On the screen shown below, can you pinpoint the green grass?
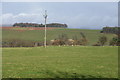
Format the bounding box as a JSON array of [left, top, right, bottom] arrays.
[[2, 28, 115, 45], [2, 46, 118, 78]]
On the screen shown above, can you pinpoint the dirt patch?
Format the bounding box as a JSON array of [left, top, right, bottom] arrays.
[[2, 27, 61, 31]]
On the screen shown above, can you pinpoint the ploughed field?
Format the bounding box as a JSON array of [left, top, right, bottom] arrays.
[[2, 46, 118, 78], [2, 27, 60, 31], [2, 27, 115, 45]]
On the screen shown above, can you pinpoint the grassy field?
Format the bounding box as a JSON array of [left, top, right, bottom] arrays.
[[2, 46, 118, 78], [2, 28, 115, 45]]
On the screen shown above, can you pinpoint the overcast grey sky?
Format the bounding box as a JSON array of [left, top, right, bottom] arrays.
[[2, 2, 118, 29]]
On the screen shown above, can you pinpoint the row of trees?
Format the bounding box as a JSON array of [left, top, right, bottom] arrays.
[[101, 27, 120, 34], [13, 23, 68, 28]]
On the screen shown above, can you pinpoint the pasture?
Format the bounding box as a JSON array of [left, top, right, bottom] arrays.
[[2, 27, 115, 45], [2, 46, 118, 78]]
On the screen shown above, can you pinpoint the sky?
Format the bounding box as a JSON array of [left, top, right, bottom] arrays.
[[1, 2, 118, 29]]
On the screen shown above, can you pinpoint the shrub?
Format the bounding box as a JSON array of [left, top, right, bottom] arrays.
[[79, 32, 88, 45], [109, 35, 120, 46], [2, 39, 44, 47], [98, 36, 107, 46]]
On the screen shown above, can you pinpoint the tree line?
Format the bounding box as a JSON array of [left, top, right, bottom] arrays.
[[100, 27, 120, 46], [13, 23, 68, 28], [101, 27, 120, 34]]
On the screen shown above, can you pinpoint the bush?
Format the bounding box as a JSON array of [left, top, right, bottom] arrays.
[[2, 39, 44, 47], [79, 32, 88, 45], [98, 36, 107, 46], [109, 36, 120, 46]]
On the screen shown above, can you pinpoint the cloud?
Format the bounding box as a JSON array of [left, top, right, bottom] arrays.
[[49, 14, 117, 29], [2, 12, 118, 29], [2, 2, 117, 29], [2, 13, 44, 24]]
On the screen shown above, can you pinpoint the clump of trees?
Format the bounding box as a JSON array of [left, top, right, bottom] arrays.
[[47, 23, 68, 28], [96, 27, 120, 46], [13, 23, 68, 28], [109, 35, 120, 46], [101, 27, 120, 34], [100, 26, 120, 46], [93, 36, 107, 46], [13, 23, 44, 27]]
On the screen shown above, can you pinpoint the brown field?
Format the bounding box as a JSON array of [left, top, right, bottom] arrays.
[[1, 26, 61, 31]]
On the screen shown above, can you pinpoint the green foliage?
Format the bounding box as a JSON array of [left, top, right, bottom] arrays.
[[109, 35, 120, 46], [2, 46, 118, 78], [101, 27, 120, 34], [47, 23, 68, 28], [109, 37, 118, 46], [13, 23, 68, 28]]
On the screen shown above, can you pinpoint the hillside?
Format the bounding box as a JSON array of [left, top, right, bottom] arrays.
[[2, 27, 115, 46]]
